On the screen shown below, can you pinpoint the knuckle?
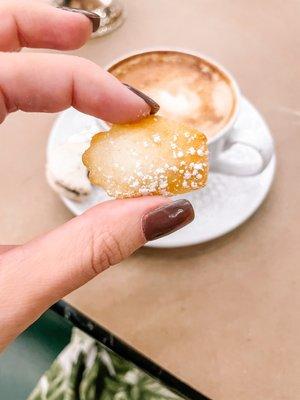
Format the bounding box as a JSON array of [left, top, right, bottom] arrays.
[[89, 229, 125, 276]]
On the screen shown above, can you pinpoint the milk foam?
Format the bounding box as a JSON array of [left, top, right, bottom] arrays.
[[147, 88, 201, 118], [110, 51, 236, 139]]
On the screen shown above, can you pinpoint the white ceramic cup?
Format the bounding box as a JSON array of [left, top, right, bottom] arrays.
[[106, 48, 274, 176]]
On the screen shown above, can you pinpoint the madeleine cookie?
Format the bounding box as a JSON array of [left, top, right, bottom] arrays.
[[47, 142, 91, 201], [46, 130, 96, 202], [83, 116, 208, 198]]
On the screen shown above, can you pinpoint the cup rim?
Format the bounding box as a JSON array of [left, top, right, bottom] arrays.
[[105, 46, 241, 144]]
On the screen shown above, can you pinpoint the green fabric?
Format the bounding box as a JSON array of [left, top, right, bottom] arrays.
[[28, 329, 183, 400]]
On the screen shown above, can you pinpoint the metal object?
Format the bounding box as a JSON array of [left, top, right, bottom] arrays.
[[52, 0, 125, 37]]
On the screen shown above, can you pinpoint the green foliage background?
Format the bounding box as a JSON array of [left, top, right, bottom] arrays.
[[28, 329, 183, 400]]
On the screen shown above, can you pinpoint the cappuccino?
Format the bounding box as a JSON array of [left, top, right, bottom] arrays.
[[109, 51, 237, 140]]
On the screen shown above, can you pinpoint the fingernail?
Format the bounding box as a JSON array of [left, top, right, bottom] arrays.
[[142, 200, 194, 241], [58, 7, 100, 33], [123, 83, 160, 115]]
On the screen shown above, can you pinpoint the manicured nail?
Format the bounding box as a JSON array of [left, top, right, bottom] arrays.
[[58, 7, 100, 33], [123, 83, 160, 115], [142, 200, 194, 241]]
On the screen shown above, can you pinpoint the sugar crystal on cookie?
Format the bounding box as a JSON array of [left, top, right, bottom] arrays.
[[82, 116, 208, 198]]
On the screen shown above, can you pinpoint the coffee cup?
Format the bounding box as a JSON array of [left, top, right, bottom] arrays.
[[106, 48, 274, 176]]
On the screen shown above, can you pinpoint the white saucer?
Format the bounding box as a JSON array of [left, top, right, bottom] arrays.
[[48, 97, 276, 248]]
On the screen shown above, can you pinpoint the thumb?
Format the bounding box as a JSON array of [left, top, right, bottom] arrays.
[[0, 197, 193, 349]]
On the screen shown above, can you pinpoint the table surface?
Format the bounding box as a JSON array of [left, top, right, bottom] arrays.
[[1, 1, 300, 399]]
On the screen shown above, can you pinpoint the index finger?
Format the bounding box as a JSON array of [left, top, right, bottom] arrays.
[[0, 0, 98, 51], [0, 52, 153, 124]]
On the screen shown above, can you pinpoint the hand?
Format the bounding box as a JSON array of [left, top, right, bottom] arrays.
[[0, 0, 194, 351]]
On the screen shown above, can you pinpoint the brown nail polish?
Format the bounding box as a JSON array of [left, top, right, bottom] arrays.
[[142, 200, 194, 241], [124, 83, 160, 115], [58, 7, 100, 33]]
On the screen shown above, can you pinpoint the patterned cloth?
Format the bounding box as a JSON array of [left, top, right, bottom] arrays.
[[28, 328, 183, 400]]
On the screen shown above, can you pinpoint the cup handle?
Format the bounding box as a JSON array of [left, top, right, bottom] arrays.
[[210, 127, 274, 176]]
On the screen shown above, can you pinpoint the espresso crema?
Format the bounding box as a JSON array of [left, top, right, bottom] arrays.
[[109, 51, 237, 140]]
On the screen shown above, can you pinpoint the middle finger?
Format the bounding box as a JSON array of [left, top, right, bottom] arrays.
[[0, 0, 98, 52]]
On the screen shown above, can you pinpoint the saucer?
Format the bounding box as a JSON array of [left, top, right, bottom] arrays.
[[48, 96, 276, 248]]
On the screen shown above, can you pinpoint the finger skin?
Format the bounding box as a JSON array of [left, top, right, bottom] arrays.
[[0, 0, 92, 51], [0, 246, 16, 255], [0, 53, 151, 123], [0, 197, 169, 350]]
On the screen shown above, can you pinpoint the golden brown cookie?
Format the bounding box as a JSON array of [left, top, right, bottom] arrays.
[[83, 116, 208, 198]]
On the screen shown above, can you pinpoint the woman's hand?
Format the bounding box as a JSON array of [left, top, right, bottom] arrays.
[[0, 0, 194, 351]]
